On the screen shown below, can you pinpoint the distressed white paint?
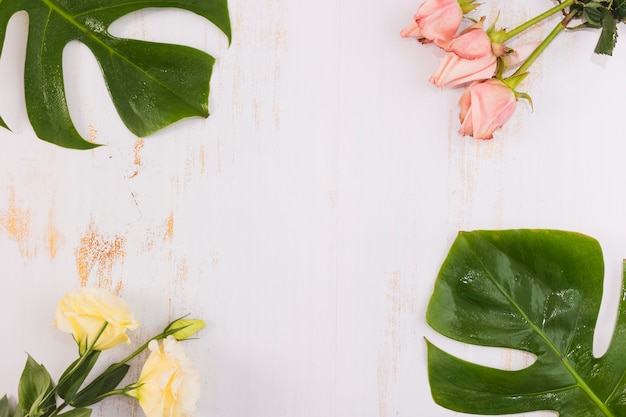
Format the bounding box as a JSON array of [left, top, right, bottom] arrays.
[[0, 1, 624, 416]]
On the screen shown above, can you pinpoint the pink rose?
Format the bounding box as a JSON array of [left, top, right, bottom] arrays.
[[458, 78, 517, 139], [400, 0, 463, 44], [429, 22, 503, 88], [501, 42, 540, 68], [429, 52, 496, 88], [439, 20, 492, 59]]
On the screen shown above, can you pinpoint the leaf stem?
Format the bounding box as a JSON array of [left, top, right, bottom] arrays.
[[503, 0, 575, 42]]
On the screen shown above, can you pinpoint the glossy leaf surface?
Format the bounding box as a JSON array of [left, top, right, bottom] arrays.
[[0, 0, 231, 149], [427, 229, 626, 416]]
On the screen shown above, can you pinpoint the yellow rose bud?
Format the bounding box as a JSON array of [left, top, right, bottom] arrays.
[[165, 319, 206, 341], [129, 336, 200, 417], [53, 287, 139, 355]]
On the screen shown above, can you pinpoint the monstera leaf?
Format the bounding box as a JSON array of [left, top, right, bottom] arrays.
[[0, 0, 231, 149], [427, 229, 626, 416]]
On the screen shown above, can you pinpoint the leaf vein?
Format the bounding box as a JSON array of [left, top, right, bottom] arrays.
[[467, 239, 615, 417]]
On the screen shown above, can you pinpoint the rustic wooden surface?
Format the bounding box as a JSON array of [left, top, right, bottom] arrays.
[[1, 1, 626, 416]]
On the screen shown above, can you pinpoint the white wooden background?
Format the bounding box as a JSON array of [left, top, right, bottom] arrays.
[[1, 1, 626, 416]]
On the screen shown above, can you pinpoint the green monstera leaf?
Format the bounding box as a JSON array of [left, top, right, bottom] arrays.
[[427, 229, 626, 416], [0, 0, 231, 149]]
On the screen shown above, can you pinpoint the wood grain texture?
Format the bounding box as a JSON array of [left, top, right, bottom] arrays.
[[0, 1, 625, 416]]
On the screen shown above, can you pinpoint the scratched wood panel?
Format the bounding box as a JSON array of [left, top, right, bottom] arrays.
[[1, 0, 626, 416]]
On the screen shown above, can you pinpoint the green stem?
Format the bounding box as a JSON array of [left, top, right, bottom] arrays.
[[85, 322, 193, 383], [113, 339, 152, 367], [40, 323, 110, 409], [47, 402, 68, 417], [503, 0, 575, 42], [509, 12, 572, 83], [71, 333, 167, 403], [70, 324, 186, 406], [110, 331, 170, 371], [60, 323, 108, 384]]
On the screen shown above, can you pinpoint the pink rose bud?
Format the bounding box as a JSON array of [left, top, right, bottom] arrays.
[[501, 42, 540, 68], [429, 52, 497, 88], [458, 79, 517, 140], [400, 0, 463, 44], [439, 21, 492, 59]]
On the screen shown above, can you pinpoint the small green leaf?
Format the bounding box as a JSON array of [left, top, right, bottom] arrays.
[[594, 9, 618, 55], [56, 351, 100, 402], [0, 395, 12, 417], [613, 0, 626, 20], [17, 356, 54, 417], [427, 229, 626, 416], [71, 364, 130, 408], [57, 408, 92, 417], [12, 404, 25, 417], [0, 0, 231, 149], [584, 4, 605, 28]]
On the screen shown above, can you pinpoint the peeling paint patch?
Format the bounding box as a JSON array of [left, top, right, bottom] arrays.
[[164, 212, 174, 241], [141, 227, 157, 253], [87, 123, 98, 143], [327, 190, 338, 209], [199, 145, 207, 174], [75, 219, 127, 288], [0, 188, 33, 258], [45, 207, 64, 260], [377, 270, 417, 417], [211, 251, 219, 271], [177, 258, 188, 282], [127, 138, 145, 179], [134, 138, 144, 166], [216, 139, 223, 174]]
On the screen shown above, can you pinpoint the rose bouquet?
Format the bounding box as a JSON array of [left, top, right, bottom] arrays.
[[0, 288, 205, 417], [402, 0, 626, 139]]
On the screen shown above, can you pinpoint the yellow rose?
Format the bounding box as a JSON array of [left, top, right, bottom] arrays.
[[53, 287, 139, 355], [130, 336, 200, 417]]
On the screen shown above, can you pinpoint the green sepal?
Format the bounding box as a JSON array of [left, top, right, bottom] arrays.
[[17, 356, 55, 417], [71, 364, 130, 408], [502, 72, 528, 91], [56, 351, 100, 402], [0, 116, 9, 131], [458, 0, 479, 15], [0, 395, 13, 417], [515, 92, 533, 110]]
